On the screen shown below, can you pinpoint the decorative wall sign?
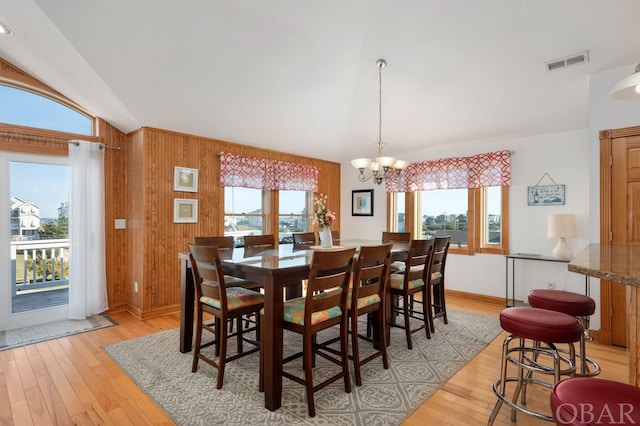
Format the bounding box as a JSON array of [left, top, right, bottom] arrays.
[[352, 189, 374, 216], [527, 173, 565, 206], [527, 185, 565, 206], [174, 167, 198, 192], [174, 198, 198, 223]]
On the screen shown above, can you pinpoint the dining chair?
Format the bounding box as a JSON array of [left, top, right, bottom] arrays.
[[260, 247, 356, 417], [187, 244, 264, 389], [388, 238, 435, 349], [194, 236, 262, 291], [381, 231, 411, 243], [330, 229, 340, 242], [427, 235, 451, 332], [292, 231, 316, 248], [320, 243, 392, 386], [243, 234, 275, 249]]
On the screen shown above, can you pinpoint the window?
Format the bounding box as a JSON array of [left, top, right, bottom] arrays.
[[224, 187, 265, 246], [278, 190, 312, 244], [392, 185, 509, 255], [418, 188, 468, 245], [390, 192, 405, 232], [0, 84, 93, 135], [473, 185, 509, 254]]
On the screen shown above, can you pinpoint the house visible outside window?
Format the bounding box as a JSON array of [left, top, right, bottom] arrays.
[[223, 187, 264, 246], [419, 188, 468, 246], [278, 190, 312, 244]]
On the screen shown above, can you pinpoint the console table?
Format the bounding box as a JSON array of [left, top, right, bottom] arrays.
[[505, 254, 570, 307]]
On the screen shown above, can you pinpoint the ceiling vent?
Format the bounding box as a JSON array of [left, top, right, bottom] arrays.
[[545, 50, 590, 72]]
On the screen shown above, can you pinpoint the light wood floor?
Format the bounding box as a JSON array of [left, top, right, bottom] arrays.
[[0, 295, 629, 425]]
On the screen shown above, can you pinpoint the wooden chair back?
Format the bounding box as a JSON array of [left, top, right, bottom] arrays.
[[382, 231, 411, 243], [243, 234, 275, 248], [304, 248, 356, 330], [401, 238, 435, 284], [331, 230, 340, 241], [352, 244, 392, 308], [194, 236, 234, 250], [292, 232, 316, 248], [187, 244, 227, 313], [431, 235, 451, 281]]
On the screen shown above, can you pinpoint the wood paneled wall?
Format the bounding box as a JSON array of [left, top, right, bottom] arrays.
[[125, 127, 341, 318]]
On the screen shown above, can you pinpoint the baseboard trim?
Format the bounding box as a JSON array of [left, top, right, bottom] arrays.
[[446, 289, 505, 306]]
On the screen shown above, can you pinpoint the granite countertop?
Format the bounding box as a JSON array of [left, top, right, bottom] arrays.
[[568, 244, 640, 287]]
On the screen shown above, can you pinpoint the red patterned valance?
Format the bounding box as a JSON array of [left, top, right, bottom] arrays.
[[386, 150, 511, 192], [220, 152, 319, 191]]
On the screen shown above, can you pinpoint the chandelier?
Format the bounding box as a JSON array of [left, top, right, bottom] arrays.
[[351, 59, 409, 185]]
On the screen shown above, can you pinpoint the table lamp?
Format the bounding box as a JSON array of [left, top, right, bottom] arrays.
[[547, 213, 577, 260]]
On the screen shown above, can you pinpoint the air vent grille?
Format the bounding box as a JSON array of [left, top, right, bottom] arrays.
[[545, 50, 590, 72]]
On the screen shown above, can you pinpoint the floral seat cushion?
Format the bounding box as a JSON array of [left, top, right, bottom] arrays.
[[346, 293, 381, 310], [200, 286, 264, 310], [283, 296, 342, 325], [389, 274, 424, 290]]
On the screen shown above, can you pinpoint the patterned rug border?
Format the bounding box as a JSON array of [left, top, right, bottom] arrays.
[[104, 309, 500, 425], [0, 314, 118, 352]]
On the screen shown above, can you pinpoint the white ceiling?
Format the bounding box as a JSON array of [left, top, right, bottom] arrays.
[[0, 1, 639, 163]]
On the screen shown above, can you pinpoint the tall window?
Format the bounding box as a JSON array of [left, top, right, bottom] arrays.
[[223, 187, 264, 246], [278, 190, 312, 243]]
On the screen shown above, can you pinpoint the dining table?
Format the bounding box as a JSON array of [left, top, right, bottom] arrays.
[[178, 239, 409, 411]]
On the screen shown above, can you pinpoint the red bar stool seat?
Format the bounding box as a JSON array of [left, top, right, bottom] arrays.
[[488, 307, 583, 424], [529, 289, 601, 377], [550, 378, 640, 425]]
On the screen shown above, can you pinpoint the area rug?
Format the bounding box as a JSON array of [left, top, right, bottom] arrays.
[[0, 315, 117, 352], [104, 309, 499, 425]]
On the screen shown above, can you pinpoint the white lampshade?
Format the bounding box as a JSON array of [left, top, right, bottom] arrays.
[[351, 158, 372, 169], [376, 156, 397, 168], [548, 213, 577, 260], [393, 159, 410, 170], [610, 63, 640, 100], [547, 214, 577, 238]]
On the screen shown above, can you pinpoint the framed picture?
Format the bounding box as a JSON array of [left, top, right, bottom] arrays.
[[174, 198, 198, 223], [174, 167, 198, 192], [527, 184, 565, 206], [352, 189, 374, 216]]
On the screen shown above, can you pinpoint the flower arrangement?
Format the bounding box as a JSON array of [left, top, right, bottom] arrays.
[[313, 193, 336, 229]]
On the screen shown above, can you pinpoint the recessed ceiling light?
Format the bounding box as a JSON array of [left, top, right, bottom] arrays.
[[0, 21, 14, 35]]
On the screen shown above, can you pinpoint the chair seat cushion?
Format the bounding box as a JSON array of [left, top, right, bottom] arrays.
[[550, 378, 640, 425], [528, 289, 595, 317], [200, 287, 264, 310], [347, 293, 381, 310], [389, 274, 424, 290], [500, 307, 583, 343], [283, 296, 342, 325]]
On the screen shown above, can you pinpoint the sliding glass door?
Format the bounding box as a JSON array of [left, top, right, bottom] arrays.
[[0, 151, 70, 331]]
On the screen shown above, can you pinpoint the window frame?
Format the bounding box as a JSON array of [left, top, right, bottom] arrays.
[[389, 186, 509, 256]]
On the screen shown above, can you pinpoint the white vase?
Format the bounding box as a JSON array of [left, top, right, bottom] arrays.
[[319, 227, 333, 248]]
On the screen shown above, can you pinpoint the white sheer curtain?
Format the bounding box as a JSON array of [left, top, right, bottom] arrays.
[[68, 140, 108, 319]]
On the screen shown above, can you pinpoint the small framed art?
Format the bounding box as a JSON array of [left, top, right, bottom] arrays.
[[174, 198, 198, 223], [352, 189, 374, 216], [174, 167, 198, 192]]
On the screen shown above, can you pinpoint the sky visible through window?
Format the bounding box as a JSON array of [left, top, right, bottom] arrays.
[[2, 84, 89, 218]]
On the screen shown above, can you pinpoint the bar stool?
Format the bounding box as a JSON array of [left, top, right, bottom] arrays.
[[528, 289, 601, 377], [550, 378, 640, 425], [488, 307, 583, 424]]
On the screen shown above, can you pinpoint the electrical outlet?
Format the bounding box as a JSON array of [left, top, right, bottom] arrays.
[[134, 281, 139, 293], [547, 282, 556, 290]]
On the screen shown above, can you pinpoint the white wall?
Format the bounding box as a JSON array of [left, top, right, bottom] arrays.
[[341, 130, 590, 301], [340, 63, 640, 332]]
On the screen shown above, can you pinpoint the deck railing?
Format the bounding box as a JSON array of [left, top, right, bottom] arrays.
[[10, 239, 70, 296]]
